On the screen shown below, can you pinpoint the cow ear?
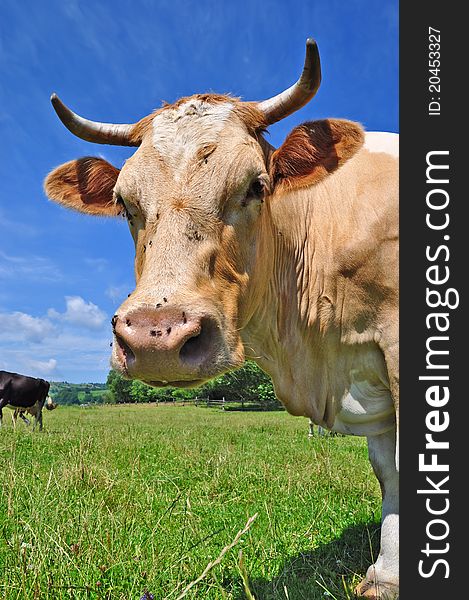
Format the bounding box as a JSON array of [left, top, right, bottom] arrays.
[[270, 119, 365, 192], [44, 157, 122, 217]]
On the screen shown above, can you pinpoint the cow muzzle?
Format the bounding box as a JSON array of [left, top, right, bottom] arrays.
[[111, 306, 225, 385]]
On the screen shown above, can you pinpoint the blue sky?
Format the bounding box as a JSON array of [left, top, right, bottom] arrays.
[[0, 0, 398, 383]]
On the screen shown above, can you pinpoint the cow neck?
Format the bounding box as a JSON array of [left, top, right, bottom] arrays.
[[242, 181, 344, 424]]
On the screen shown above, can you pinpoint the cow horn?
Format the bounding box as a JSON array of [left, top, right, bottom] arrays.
[[50, 94, 139, 146], [258, 38, 321, 125]]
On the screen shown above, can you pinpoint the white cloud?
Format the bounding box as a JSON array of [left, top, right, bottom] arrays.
[[25, 358, 58, 376], [0, 295, 111, 380], [0, 311, 56, 342], [0, 330, 112, 382], [0, 328, 112, 382], [48, 296, 107, 330], [0, 250, 63, 282]]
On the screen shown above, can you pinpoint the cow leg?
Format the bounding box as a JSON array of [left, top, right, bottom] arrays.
[[11, 409, 29, 427], [355, 428, 399, 600], [33, 411, 43, 431], [0, 383, 11, 427], [20, 413, 31, 426], [0, 398, 8, 427]]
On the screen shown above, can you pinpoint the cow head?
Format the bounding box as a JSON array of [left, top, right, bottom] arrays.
[[45, 396, 58, 410], [44, 40, 363, 387]]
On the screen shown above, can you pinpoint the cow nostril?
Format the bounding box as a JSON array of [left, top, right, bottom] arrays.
[[179, 318, 216, 366], [179, 333, 203, 364], [115, 333, 136, 366]]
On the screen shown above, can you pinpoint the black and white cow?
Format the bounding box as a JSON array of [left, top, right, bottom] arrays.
[[0, 370, 56, 430]]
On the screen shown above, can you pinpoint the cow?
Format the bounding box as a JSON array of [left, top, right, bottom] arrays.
[[43, 40, 399, 599], [0, 370, 55, 430], [10, 397, 57, 428]]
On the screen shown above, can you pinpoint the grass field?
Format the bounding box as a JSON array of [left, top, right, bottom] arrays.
[[0, 404, 381, 599]]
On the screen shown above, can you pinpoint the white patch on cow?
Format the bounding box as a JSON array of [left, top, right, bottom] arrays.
[[152, 99, 234, 176], [332, 368, 395, 437], [363, 131, 399, 158]]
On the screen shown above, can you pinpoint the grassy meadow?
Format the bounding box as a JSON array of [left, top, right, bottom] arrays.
[[0, 404, 381, 599]]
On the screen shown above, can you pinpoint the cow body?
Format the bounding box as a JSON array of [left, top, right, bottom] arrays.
[[242, 134, 398, 433], [44, 41, 399, 599], [0, 370, 52, 430]]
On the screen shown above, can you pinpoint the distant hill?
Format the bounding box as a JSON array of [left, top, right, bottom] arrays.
[[49, 381, 109, 405]]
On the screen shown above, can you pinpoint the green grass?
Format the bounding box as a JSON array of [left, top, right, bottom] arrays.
[[0, 405, 381, 599]]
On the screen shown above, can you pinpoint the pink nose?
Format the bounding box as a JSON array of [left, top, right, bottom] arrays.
[[112, 307, 218, 382]]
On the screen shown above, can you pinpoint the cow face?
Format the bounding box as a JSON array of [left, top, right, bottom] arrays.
[[45, 41, 365, 388], [45, 97, 274, 386]]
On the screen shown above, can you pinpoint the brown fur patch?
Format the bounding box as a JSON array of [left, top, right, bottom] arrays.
[[44, 157, 121, 217], [195, 143, 218, 163], [172, 197, 188, 211], [232, 102, 267, 135], [130, 113, 155, 144], [270, 119, 364, 191]]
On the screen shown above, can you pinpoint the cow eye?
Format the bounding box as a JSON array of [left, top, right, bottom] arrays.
[[241, 178, 265, 207], [249, 179, 265, 198], [115, 194, 125, 212], [115, 194, 134, 224]]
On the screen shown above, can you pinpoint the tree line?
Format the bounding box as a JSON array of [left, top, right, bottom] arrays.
[[106, 361, 281, 407], [50, 362, 282, 408]]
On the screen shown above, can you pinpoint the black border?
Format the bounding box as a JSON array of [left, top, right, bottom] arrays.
[[400, 4, 465, 596]]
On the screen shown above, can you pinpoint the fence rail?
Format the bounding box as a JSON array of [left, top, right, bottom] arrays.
[[194, 397, 226, 408], [109, 397, 283, 411]]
